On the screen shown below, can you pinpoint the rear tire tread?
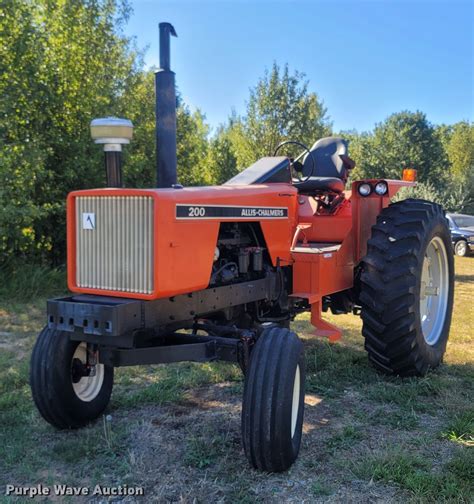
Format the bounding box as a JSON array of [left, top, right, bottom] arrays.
[[360, 199, 454, 377]]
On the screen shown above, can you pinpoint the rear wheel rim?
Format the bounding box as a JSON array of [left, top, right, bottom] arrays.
[[420, 236, 449, 346], [71, 343, 105, 402], [291, 365, 301, 438]]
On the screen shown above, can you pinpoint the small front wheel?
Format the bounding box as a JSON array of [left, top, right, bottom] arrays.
[[241, 327, 305, 472], [30, 327, 114, 429]]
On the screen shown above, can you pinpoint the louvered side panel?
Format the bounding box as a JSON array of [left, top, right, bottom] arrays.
[[75, 196, 154, 294]]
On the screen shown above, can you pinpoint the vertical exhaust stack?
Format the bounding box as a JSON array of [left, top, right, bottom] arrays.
[[155, 22, 178, 188]]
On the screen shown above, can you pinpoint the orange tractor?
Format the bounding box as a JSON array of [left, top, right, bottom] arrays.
[[30, 23, 454, 472]]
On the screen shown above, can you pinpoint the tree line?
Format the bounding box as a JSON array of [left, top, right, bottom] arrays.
[[1, 0, 473, 267]]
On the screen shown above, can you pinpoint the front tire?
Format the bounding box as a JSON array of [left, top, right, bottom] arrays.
[[360, 199, 454, 377], [241, 327, 305, 472], [30, 327, 114, 429], [454, 240, 468, 257]]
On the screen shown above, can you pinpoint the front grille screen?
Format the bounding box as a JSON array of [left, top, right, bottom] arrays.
[[75, 196, 154, 294]]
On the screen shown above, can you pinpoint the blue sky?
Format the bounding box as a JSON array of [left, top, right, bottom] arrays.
[[125, 0, 473, 134]]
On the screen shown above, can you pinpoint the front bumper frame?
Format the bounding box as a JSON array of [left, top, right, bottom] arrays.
[[47, 274, 278, 348]]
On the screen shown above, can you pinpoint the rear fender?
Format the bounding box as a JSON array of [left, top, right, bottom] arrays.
[[351, 179, 416, 262]]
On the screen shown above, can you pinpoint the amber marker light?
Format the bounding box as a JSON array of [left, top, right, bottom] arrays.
[[402, 168, 417, 182]]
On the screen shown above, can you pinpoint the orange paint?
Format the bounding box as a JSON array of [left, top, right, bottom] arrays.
[[67, 184, 297, 300], [66, 178, 414, 338]]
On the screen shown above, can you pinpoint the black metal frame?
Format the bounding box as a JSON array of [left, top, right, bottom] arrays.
[[47, 275, 278, 367], [99, 333, 241, 367], [48, 275, 276, 341]]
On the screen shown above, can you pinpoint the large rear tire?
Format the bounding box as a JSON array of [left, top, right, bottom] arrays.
[[30, 327, 114, 429], [241, 327, 305, 472], [360, 199, 454, 377]]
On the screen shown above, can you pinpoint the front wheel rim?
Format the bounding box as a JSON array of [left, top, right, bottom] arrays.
[[420, 236, 449, 346], [291, 365, 301, 438], [71, 343, 105, 402]]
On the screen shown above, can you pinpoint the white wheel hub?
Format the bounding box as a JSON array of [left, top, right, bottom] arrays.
[[420, 237, 449, 346], [291, 365, 301, 438], [71, 342, 105, 402]]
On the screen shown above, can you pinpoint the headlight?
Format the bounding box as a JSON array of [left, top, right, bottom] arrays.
[[374, 181, 388, 195], [358, 183, 372, 196]]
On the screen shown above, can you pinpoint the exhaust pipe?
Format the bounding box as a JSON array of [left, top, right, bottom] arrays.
[[155, 22, 178, 188]]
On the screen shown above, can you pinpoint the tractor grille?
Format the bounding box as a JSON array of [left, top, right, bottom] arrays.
[[75, 196, 154, 294]]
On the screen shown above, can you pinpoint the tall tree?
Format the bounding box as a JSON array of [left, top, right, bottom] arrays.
[[444, 121, 474, 182], [176, 104, 211, 186], [206, 122, 239, 184], [0, 0, 137, 265], [0, 2, 212, 265], [346, 111, 448, 186], [229, 63, 331, 169]]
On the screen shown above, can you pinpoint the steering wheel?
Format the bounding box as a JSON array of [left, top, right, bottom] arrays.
[[273, 140, 316, 183]]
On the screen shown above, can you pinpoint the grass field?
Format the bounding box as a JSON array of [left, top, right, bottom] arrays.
[[0, 257, 472, 503]]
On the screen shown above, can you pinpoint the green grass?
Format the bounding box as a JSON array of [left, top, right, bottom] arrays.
[[0, 257, 472, 502], [0, 262, 66, 301], [362, 375, 445, 413], [184, 433, 231, 469], [441, 409, 474, 445], [327, 425, 365, 451], [310, 478, 333, 497], [366, 407, 420, 430], [114, 361, 242, 409], [351, 447, 473, 502]]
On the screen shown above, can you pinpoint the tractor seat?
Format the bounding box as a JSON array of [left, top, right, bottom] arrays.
[[294, 176, 344, 194], [294, 136, 353, 194]]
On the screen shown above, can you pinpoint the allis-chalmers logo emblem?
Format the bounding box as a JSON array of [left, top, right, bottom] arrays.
[[82, 213, 96, 230]]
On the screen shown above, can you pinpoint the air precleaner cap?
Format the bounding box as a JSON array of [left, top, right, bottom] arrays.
[[90, 117, 133, 145]]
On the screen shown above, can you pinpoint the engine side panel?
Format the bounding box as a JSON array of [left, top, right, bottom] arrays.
[[67, 184, 297, 299]]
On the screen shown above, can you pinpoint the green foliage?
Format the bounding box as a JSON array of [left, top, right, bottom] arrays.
[[0, 1, 213, 266], [347, 111, 447, 184], [327, 425, 364, 450], [442, 121, 474, 213], [346, 115, 473, 213], [0, 262, 66, 301], [176, 104, 212, 186], [0, 0, 137, 265], [394, 179, 474, 213], [223, 62, 332, 169], [116, 69, 212, 187], [444, 121, 474, 182], [206, 125, 239, 184]]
